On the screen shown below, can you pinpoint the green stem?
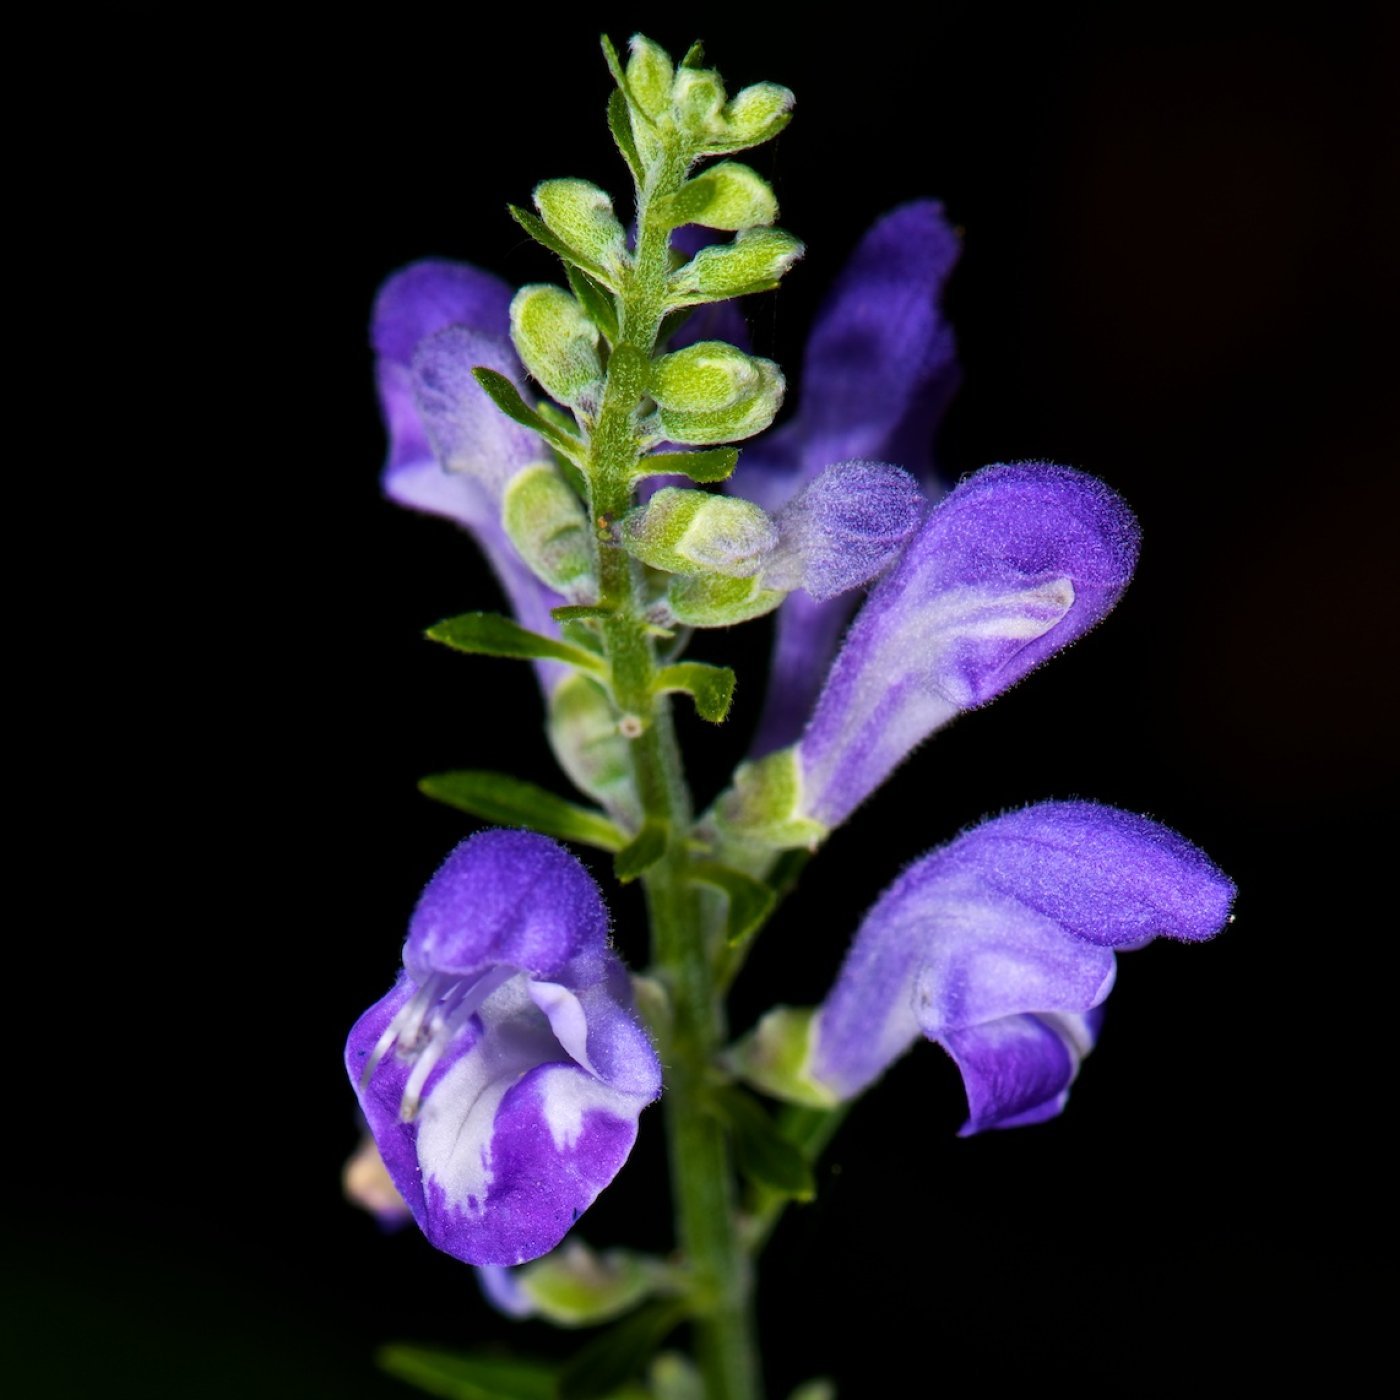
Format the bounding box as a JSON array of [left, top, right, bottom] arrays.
[[587, 148, 761, 1400]]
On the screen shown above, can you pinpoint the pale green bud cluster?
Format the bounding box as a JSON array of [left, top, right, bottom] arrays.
[[624, 36, 794, 163]]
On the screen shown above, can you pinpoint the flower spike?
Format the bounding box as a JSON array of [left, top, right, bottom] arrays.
[[345, 830, 661, 1267], [805, 802, 1235, 1132]]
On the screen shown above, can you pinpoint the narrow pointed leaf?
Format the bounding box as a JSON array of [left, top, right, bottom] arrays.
[[427, 612, 605, 675], [419, 771, 626, 852], [557, 1301, 687, 1400], [655, 662, 736, 723], [633, 448, 738, 484], [566, 265, 621, 344], [607, 87, 644, 184], [614, 820, 668, 883], [552, 604, 614, 622], [471, 367, 585, 461], [711, 1086, 816, 1201], [377, 1345, 557, 1400], [690, 861, 776, 948]]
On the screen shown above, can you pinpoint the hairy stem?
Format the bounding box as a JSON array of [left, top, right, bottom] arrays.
[[588, 152, 761, 1400]]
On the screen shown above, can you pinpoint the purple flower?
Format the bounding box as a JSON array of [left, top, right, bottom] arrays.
[[796, 462, 1140, 831], [345, 830, 661, 1267], [809, 802, 1235, 1133], [371, 260, 567, 688], [740, 201, 962, 754]]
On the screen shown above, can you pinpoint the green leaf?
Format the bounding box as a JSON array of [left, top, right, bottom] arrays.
[[680, 40, 705, 68], [426, 612, 605, 675], [557, 1301, 686, 1400], [419, 771, 625, 852], [377, 1345, 556, 1400], [614, 820, 668, 883], [472, 368, 585, 462], [690, 861, 776, 947], [566, 264, 621, 345], [633, 448, 738, 484], [655, 662, 737, 723], [552, 604, 613, 622], [510, 205, 615, 288], [607, 87, 643, 185], [711, 1085, 816, 1201]]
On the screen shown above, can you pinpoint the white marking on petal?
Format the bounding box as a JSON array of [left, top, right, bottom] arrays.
[[534, 1065, 630, 1152], [528, 981, 599, 1077]]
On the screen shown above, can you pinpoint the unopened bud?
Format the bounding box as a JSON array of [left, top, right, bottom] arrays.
[[502, 463, 595, 597], [620, 487, 777, 577], [510, 284, 602, 410]]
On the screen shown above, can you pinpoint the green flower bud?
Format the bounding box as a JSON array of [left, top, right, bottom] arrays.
[[547, 673, 639, 823], [711, 81, 796, 153], [625, 34, 673, 117], [533, 178, 628, 277], [662, 162, 778, 231], [667, 571, 786, 628], [671, 65, 727, 138], [501, 463, 595, 597], [671, 228, 805, 304], [649, 341, 786, 445], [715, 746, 828, 848], [620, 487, 777, 577], [727, 1006, 840, 1109], [509, 284, 602, 410], [509, 1241, 659, 1327]]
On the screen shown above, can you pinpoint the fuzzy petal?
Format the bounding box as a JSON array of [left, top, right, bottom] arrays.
[[764, 460, 926, 600], [743, 202, 960, 751], [404, 830, 610, 985], [370, 260, 567, 692], [346, 832, 661, 1267], [810, 803, 1235, 1109], [797, 464, 1140, 829]]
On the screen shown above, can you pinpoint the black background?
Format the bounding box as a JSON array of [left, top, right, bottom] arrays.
[[13, 4, 1394, 1396]]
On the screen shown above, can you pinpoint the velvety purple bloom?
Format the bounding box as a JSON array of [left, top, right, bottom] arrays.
[[797, 463, 1140, 830], [372, 260, 567, 688], [345, 830, 661, 1267], [810, 802, 1236, 1133], [763, 460, 926, 600], [742, 201, 962, 753]]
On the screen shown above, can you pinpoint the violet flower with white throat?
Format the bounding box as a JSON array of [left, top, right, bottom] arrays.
[[345, 830, 661, 1267]]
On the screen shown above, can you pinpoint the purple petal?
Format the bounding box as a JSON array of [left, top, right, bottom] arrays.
[[739, 201, 961, 513], [798, 463, 1140, 829], [411, 327, 543, 496], [740, 204, 960, 749], [371, 258, 513, 366], [427, 1061, 644, 1267], [765, 461, 927, 600], [944, 1012, 1093, 1135], [810, 802, 1235, 1112], [370, 261, 567, 691], [346, 833, 662, 1267], [749, 589, 852, 757], [404, 830, 609, 985]]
